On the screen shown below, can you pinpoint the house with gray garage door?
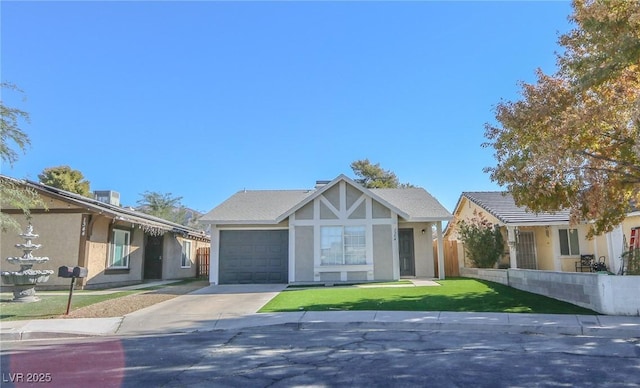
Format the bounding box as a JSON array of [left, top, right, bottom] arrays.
[[200, 174, 453, 285]]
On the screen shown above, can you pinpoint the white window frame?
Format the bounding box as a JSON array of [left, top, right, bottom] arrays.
[[109, 229, 131, 268], [320, 225, 366, 266], [181, 240, 192, 268], [558, 228, 580, 256]]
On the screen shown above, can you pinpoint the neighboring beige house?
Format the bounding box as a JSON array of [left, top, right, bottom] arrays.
[[200, 174, 453, 285], [446, 191, 639, 274], [1, 176, 209, 289]]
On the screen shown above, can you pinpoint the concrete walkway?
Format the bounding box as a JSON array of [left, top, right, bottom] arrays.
[[2, 282, 640, 341]]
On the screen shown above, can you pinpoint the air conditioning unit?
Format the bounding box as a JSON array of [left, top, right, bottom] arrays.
[[94, 190, 120, 206]]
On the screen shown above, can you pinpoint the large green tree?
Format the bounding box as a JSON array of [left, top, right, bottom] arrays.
[[0, 83, 45, 232], [484, 0, 640, 237], [38, 165, 91, 196], [137, 191, 189, 225], [350, 159, 414, 188]]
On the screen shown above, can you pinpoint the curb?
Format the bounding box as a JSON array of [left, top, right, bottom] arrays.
[[3, 313, 639, 342]]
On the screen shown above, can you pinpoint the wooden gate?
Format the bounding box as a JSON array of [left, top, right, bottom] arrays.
[[196, 247, 210, 279], [433, 240, 460, 277]]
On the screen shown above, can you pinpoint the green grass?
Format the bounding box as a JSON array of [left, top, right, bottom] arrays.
[[287, 280, 413, 288], [259, 278, 597, 315], [0, 291, 138, 321]]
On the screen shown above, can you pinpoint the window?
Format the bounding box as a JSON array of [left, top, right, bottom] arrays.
[[181, 240, 192, 268], [321, 226, 366, 265], [109, 229, 130, 268], [559, 228, 580, 256]]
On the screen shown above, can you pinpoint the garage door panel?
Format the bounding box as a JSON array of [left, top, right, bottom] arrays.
[[219, 230, 288, 284]]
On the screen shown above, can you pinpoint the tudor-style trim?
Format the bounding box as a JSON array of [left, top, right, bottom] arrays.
[[290, 179, 399, 282], [436, 221, 445, 280], [288, 213, 296, 283], [276, 174, 411, 223], [209, 226, 220, 285]]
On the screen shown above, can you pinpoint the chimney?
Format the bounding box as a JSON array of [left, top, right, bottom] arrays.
[[94, 190, 121, 206], [315, 180, 331, 190]]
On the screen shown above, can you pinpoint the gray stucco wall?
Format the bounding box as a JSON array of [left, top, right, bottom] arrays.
[[295, 226, 314, 281], [348, 201, 366, 219], [296, 202, 314, 220], [372, 200, 391, 218], [324, 184, 340, 209], [373, 224, 393, 280], [346, 183, 361, 209], [320, 202, 338, 219]]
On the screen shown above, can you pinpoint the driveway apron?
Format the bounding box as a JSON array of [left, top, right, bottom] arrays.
[[116, 284, 286, 336]]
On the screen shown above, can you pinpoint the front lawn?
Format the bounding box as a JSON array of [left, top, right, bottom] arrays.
[[259, 278, 597, 315]]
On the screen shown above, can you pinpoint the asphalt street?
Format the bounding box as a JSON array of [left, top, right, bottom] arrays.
[[2, 325, 639, 387]]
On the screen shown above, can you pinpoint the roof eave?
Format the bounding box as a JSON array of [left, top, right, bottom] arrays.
[[402, 216, 454, 223], [200, 219, 281, 226], [499, 220, 572, 227]]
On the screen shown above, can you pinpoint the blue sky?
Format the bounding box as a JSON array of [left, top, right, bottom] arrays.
[[2, 1, 573, 214]]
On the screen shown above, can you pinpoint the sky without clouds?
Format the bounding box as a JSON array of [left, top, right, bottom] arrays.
[[1, 1, 574, 214]]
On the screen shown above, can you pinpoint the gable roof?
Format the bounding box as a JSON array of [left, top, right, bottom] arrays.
[[459, 191, 570, 225], [201, 174, 452, 224], [371, 188, 453, 221], [200, 190, 315, 224], [1, 175, 209, 241]]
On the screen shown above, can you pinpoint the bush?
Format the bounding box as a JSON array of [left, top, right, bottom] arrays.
[[621, 248, 640, 275], [457, 211, 504, 268]]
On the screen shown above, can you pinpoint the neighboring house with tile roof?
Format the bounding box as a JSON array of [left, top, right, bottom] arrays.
[[446, 191, 640, 274], [200, 174, 453, 284], [0, 175, 210, 289]]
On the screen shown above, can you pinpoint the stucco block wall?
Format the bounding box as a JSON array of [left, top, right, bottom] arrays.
[[461, 267, 640, 316], [1, 214, 82, 288], [373, 224, 393, 280], [460, 268, 509, 285], [295, 226, 314, 282]]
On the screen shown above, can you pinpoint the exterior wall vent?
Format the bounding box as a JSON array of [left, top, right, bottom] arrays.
[[94, 190, 121, 206]]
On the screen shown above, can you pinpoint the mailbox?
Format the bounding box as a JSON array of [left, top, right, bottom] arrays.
[[72, 266, 88, 278], [58, 266, 74, 278], [58, 266, 88, 278]]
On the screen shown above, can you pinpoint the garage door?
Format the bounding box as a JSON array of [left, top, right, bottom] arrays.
[[219, 230, 288, 284]]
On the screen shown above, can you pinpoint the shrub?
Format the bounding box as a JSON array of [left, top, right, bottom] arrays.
[[621, 248, 640, 275], [457, 211, 504, 268]]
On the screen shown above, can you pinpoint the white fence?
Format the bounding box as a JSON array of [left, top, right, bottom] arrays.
[[460, 268, 640, 316]]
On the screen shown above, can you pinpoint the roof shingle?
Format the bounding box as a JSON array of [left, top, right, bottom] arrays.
[[462, 191, 569, 224]]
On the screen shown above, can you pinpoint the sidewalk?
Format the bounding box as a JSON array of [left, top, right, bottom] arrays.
[[3, 279, 640, 341], [3, 310, 640, 341]]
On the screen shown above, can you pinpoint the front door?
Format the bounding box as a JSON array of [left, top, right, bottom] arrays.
[[516, 231, 537, 269], [144, 235, 163, 279], [399, 229, 415, 277]]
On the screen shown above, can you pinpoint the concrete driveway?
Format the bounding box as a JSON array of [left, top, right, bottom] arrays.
[[116, 284, 287, 336]]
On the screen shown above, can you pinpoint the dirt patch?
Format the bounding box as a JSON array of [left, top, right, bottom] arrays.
[[63, 281, 209, 319]]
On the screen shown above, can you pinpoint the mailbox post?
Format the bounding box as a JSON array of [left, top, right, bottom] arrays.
[[58, 266, 88, 315]]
